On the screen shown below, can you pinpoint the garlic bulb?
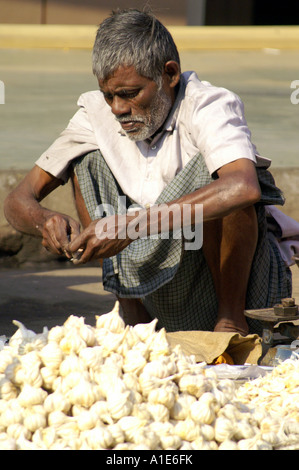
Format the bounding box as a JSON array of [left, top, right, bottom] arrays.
[[178, 374, 207, 398], [95, 301, 125, 333], [59, 354, 86, 377], [190, 393, 216, 425], [77, 410, 98, 431], [133, 319, 158, 342], [174, 419, 201, 441], [148, 328, 170, 360], [78, 324, 96, 347], [107, 423, 125, 445], [218, 440, 239, 450], [122, 349, 147, 375], [47, 325, 65, 344], [9, 320, 48, 354], [0, 433, 17, 450], [142, 356, 177, 379], [40, 342, 63, 369], [150, 421, 181, 450], [68, 379, 102, 408], [170, 393, 196, 420], [214, 417, 235, 443], [83, 425, 114, 450], [47, 411, 69, 427], [0, 378, 18, 400], [89, 400, 114, 425], [107, 391, 133, 420], [118, 416, 146, 442], [17, 384, 47, 408], [44, 391, 71, 414], [0, 349, 14, 374], [79, 346, 103, 370], [147, 403, 170, 422], [0, 306, 299, 451], [148, 386, 176, 409], [6, 423, 31, 441], [24, 412, 47, 433], [0, 403, 24, 427], [40, 366, 59, 390], [133, 428, 160, 450], [60, 330, 86, 355]]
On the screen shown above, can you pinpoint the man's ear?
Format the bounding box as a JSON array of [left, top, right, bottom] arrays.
[[164, 61, 181, 88]]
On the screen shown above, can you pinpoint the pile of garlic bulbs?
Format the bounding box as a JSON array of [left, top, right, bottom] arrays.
[[0, 301, 298, 450]]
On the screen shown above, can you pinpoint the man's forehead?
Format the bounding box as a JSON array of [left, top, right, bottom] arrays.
[[99, 65, 153, 89]]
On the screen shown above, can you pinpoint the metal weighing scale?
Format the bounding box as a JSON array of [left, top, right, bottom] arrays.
[[245, 297, 299, 364]]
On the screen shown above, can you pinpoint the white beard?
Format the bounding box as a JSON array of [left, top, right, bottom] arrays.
[[116, 87, 172, 142]]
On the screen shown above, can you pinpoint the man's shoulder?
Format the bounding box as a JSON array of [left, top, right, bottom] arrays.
[[77, 90, 106, 108], [182, 71, 241, 104]]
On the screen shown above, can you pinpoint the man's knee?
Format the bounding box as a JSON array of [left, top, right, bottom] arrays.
[[222, 205, 258, 250]]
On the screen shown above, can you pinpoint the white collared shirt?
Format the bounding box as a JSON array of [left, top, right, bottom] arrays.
[[35, 71, 270, 207]]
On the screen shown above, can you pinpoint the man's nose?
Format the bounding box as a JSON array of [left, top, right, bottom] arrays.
[[111, 96, 131, 116]]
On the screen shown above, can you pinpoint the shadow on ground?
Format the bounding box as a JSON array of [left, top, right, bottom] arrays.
[[0, 265, 115, 336]]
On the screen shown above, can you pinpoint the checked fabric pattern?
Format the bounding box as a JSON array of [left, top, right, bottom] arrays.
[[74, 150, 292, 334]]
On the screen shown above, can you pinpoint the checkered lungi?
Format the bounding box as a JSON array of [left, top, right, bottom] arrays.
[[74, 150, 292, 335]]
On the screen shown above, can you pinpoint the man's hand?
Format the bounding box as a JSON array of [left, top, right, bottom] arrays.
[[67, 214, 137, 263], [41, 214, 81, 258]]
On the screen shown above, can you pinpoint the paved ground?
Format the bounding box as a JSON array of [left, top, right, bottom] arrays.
[[0, 264, 298, 338], [0, 47, 298, 337], [0, 264, 115, 336]]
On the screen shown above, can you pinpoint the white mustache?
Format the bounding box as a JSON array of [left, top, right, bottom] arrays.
[[116, 116, 146, 124]]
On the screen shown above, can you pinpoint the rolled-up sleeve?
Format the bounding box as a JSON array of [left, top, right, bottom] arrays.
[[35, 94, 99, 182], [190, 83, 257, 175]]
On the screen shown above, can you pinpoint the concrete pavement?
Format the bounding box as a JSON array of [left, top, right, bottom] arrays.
[[0, 264, 298, 337], [0, 265, 115, 337]]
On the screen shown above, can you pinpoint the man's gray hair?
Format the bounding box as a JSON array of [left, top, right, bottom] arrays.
[[92, 9, 180, 85]]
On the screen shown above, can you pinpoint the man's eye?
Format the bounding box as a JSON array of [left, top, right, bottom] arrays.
[[103, 93, 113, 101], [121, 90, 139, 99]]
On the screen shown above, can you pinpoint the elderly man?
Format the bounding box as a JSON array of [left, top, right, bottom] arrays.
[[4, 9, 291, 336]]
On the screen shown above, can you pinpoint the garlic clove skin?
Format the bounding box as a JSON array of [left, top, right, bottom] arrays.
[[17, 384, 47, 408], [44, 391, 72, 414], [218, 439, 239, 450], [148, 386, 176, 410], [39, 342, 63, 370], [0, 434, 17, 450], [67, 379, 102, 408], [107, 391, 133, 420], [0, 378, 18, 401], [83, 425, 114, 450], [170, 393, 196, 421], [6, 423, 31, 441], [132, 318, 158, 342], [95, 301, 125, 334], [47, 325, 65, 344], [117, 416, 147, 442], [77, 410, 98, 431], [23, 412, 47, 433], [47, 411, 70, 427], [79, 346, 104, 370], [214, 417, 235, 443]]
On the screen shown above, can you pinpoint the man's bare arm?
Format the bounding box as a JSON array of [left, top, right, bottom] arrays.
[[67, 158, 261, 262], [4, 165, 81, 256]]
